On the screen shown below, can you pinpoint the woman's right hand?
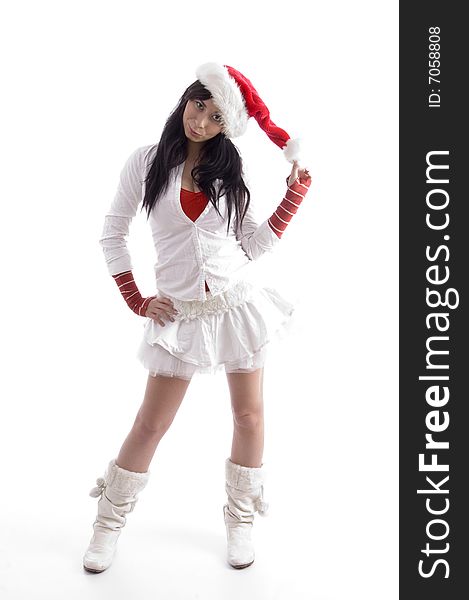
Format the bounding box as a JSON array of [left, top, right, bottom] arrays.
[[287, 160, 312, 187], [145, 295, 179, 326]]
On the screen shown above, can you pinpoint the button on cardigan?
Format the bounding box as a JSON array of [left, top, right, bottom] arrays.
[[180, 187, 212, 293], [99, 144, 281, 302]]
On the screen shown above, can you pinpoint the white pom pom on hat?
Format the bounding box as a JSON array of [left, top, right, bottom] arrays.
[[195, 62, 304, 166]]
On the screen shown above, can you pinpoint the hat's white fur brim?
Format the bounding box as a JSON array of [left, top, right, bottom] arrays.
[[196, 62, 249, 139]]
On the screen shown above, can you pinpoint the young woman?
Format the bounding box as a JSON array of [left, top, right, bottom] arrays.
[[83, 62, 312, 573]]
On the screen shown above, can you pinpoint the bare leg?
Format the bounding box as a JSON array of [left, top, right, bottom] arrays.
[[116, 373, 192, 473], [225, 367, 264, 468]]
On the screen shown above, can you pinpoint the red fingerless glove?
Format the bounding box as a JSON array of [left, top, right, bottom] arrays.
[[268, 174, 312, 238], [112, 270, 154, 317]]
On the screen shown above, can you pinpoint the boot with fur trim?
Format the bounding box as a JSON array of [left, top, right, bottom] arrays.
[[83, 458, 150, 573], [223, 457, 269, 569]]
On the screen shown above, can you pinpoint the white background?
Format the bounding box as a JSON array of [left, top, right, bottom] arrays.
[[0, 1, 398, 598]]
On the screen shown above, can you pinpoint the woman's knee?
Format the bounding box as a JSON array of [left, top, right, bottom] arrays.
[[232, 410, 263, 430], [133, 410, 173, 440]]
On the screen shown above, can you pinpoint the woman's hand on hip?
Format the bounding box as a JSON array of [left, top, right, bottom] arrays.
[[145, 295, 179, 326]]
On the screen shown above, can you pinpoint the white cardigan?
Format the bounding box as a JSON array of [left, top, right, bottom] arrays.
[[99, 144, 281, 301]]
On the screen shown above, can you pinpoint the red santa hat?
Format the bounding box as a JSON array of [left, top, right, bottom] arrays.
[[195, 62, 303, 165]]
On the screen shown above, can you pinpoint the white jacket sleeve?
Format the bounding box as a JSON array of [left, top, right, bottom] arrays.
[[99, 146, 147, 276], [235, 168, 281, 261]]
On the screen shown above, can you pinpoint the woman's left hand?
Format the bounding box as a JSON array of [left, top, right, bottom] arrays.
[[288, 161, 312, 187]]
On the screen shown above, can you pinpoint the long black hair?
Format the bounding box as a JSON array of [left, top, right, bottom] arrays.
[[141, 80, 251, 236]]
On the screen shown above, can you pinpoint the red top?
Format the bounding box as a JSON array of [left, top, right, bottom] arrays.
[[180, 188, 208, 220]]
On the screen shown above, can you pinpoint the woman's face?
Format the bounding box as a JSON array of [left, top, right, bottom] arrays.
[[183, 97, 224, 142]]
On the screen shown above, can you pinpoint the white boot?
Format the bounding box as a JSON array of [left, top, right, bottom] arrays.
[[223, 457, 269, 569], [83, 458, 150, 573]]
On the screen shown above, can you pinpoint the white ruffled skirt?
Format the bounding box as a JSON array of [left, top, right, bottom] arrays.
[[136, 279, 296, 380]]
